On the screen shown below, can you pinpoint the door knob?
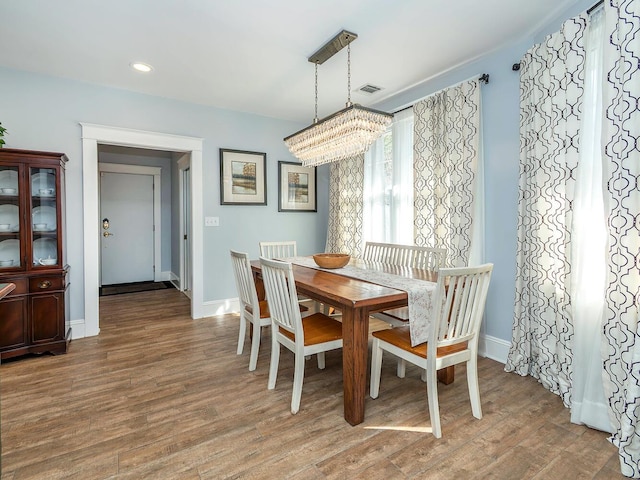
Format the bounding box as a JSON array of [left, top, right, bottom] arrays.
[[103, 231, 114, 237]]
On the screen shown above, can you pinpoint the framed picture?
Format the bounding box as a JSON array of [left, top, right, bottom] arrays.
[[278, 161, 317, 212], [220, 149, 267, 205]]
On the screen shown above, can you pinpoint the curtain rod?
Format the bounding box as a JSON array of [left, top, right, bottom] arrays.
[[392, 73, 489, 115], [587, 0, 603, 14], [512, 0, 603, 73]]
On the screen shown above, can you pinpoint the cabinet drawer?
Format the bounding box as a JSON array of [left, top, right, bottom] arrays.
[[29, 276, 65, 292], [3, 278, 28, 296]]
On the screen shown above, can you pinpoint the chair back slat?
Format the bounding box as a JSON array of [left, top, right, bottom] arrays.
[[260, 256, 303, 338], [230, 250, 259, 312], [363, 241, 447, 271], [430, 264, 493, 349], [259, 241, 297, 260]]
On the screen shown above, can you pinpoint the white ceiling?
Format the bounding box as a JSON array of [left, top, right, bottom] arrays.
[[1, 0, 577, 123]]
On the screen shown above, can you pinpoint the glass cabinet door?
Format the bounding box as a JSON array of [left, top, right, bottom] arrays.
[[31, 167, 58, 267], [0, 166, 21, 270]]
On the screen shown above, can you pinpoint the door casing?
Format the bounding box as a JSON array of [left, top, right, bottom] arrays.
[[177, 154, 191, 295], [81, 123, 204, 337]]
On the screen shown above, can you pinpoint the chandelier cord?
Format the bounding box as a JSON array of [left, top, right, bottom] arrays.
[[314, 63, 319, 124], [346, 43, 352, 107]]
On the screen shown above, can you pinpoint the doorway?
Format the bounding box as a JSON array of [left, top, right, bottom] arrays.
[[81, 123, 204, 337]]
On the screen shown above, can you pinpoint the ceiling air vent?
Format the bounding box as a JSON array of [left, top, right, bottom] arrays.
[[357, 84, 383, 95]]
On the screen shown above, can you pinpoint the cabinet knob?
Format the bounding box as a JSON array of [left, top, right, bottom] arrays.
[[39, 280, 52, 289]]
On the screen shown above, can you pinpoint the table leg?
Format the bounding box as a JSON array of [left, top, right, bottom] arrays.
[[341, 306, 369, 426], [437, 366, 455, 385]]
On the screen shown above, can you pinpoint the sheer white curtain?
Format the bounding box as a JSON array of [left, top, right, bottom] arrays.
[[569, 6, 611, 433], [363, 109, 414, 247]]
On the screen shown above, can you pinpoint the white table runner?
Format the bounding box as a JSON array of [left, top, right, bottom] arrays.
[[286, 256, 436, 346]]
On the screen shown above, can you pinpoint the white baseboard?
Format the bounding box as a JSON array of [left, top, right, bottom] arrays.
[[160, 270, 177, 282], [479, 333, 510, 364], [69, 319, 90, 339], [200, 297, 240, 318]]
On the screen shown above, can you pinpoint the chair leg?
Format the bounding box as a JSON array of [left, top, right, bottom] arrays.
[[467, 357, 482, 419], [268, 334, 280, 390], [237, 314, 246, 355], [370, 338, 383, 399], [396, 358, 406, 378], [248, 320, 261, 371], [426, 366, 442, 438], [317, 352, 325, 369], [291, 350, 305, 414]]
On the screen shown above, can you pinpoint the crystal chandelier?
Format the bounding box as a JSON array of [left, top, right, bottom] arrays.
[[284, 30, 393, 167]]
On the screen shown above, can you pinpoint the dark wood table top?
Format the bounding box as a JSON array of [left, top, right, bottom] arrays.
[[251, 257, 437, 312]]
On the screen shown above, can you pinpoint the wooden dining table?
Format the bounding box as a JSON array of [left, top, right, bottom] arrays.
[[251, 258, 451, 426]]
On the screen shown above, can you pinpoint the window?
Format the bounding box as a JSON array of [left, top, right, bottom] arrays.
[[363, 108, 414, 246]]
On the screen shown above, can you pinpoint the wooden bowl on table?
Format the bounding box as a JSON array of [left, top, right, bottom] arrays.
[[313, 253, 351, 269]]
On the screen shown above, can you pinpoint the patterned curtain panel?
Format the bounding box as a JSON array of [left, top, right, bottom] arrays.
[[325, 155, 364, 257], [413, 80, 480, 267], [504, 15, 587, 404], [601, 0, 640, 475]]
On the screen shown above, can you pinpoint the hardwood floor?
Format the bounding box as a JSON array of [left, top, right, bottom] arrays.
[[1, 289, 624, 479]]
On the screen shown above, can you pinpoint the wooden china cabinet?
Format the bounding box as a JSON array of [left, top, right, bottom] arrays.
[[0, 148, 70, 360]]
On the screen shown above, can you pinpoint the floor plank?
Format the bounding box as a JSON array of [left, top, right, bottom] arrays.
[[0, 289, 624, 479]]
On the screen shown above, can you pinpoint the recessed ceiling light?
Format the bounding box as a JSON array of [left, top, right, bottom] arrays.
[[131, 62, 153, 73]]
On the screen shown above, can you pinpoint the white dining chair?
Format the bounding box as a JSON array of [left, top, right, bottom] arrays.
[[259, 240, 297, 260], [369, 263, 493, 438], [230, 249, 272, 371], [364, 242, 447, 326], [260, 256, 343, 414], [259, 239, 321, 312], [363, 241, 447, 271]]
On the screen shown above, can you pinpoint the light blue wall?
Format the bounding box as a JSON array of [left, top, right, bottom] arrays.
[[373, 0, 595, 343], [0, 68, 328, 323]]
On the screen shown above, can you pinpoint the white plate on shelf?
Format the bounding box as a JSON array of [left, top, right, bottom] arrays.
[[31, 172, 56, 193], [0, 204, 19, 227], [32, 205, 57, 230], [0, 238, 20, 265], [33, 238, 57, 264], [0, 170, 18, 190]]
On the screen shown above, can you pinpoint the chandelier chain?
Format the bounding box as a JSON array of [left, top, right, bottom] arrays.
[[347, 43, 351, 106], [314, 63, 319, 123]]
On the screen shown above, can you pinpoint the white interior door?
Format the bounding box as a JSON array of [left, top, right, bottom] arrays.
[[182, 166, 192, 294], [100, 171, 154, 285]]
